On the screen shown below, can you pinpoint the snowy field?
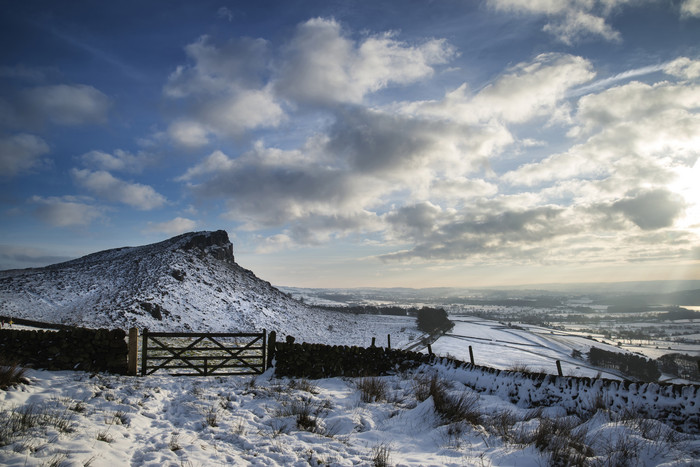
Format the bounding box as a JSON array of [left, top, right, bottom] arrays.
[[430, 318, 629, 380], [2, 363, 699, 467]]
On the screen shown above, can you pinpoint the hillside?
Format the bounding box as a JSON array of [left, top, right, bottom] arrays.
[[0, 231, 371, 342]]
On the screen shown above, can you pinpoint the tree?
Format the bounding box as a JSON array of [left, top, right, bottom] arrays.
[[416, 307, 453, 334]]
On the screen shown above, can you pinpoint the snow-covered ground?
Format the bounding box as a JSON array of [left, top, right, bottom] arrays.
[[2, 363, 698, 467], [431, 318, 629, 380]]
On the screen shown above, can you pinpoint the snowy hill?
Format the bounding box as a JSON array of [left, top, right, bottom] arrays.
[[0, 231, 386, 343]]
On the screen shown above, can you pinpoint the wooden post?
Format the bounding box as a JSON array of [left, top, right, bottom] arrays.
[[267, 330, 276, 369], [387, 334, 391, 349], [556, 360, 563, 376], [427, 344, 433, 355], [261, 329, 267, 372], [128, 327, 138, 376], [468, 345, 474, 365], [371, 337, 376, 347], [141, 328, 148, 376]]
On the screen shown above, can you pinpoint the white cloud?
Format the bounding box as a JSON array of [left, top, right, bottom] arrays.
[[664, 57, 700, 80], [176, 150, 236, 181], [680, 0, 700, 17], [0, 133, 50, 177], [79, 149, 154, 173], [30, 195, 103, 227], [144, 217, 197, 235], [167, 120, 210, 148], [275, 18, 455, 106], [486, 0, 641, 44], [163, 35, 283, 143], [405, 53, 595, 124], [71, 168, 166, 210], [23, 84, 111, 125]]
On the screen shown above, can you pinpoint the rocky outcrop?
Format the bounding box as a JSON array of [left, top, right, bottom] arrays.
[[181, 230, 235, 263]]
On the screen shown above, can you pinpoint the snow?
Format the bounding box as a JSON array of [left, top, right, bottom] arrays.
[[431, 317, 628, 380], [1, 362, 697, 466]]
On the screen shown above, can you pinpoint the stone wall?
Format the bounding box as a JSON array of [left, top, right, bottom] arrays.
[[272, 340, 432, 378], [270, 336, 699, 432], [0, 327, 128, 374]]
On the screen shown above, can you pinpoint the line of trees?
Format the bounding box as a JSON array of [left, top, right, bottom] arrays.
[[588, 347, 660, 381]]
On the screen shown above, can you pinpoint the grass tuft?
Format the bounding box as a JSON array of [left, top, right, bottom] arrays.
[[356, 377, 388, 403], [371, 442, 392, 467], [0, 360, 28, 390]]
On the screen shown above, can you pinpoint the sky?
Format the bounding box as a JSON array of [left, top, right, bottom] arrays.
[[1, 0, 699, 288]]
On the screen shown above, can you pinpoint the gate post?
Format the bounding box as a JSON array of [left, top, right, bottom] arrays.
[[128, 327, 138, 376], [141, 328, 149, 376], [267, 330, 276, 369]]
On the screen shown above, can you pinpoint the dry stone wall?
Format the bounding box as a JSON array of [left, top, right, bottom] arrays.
[[0, 327, 128, 374]]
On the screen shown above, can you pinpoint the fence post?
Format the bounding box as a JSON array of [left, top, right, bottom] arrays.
[[141, 328, 148, 376], [469, 345, 474, 365], [556, 360, 563, 376], [387, 334, 391, 349], [371, 337, 376, 347], [128, 327, 138, 376], [427, 344, 433, 355]]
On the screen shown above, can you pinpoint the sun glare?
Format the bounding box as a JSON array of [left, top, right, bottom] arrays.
[[670, 160, 700, 229]]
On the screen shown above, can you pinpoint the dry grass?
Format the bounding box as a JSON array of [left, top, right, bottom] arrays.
[[356, 377, 388, 403], [0, 360, 28, 390]]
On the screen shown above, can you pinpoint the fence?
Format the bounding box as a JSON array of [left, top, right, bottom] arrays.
[[140, 329, 267, 376]]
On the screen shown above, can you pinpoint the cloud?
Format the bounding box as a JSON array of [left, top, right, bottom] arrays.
[[22, 84, 111, 125], [0, 133, 50, 177], [30, 195, 103, 227], [167, 120, 210, 148], [405, 53, 595, 124], [79, 149, 155, 173], [680, 0, 700, 17], [326, 106, 509, 178], [163, 35, 283, 143], [275, 18, 455, 106], [609, 189, 685, 230], [71, 169, 166, 210], [144, 217, 197, 235], [381, 204, 567, 262], [179, 145, 374, 230], [664, 57, 700, 80], [486, 0, 635, 44], [505, 76, 700, 188]]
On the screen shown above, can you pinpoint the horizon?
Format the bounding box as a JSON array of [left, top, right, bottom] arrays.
[[1, 1, 699, 288]]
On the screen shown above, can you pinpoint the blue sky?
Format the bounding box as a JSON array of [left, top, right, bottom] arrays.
[[1, 0, 699, 288]]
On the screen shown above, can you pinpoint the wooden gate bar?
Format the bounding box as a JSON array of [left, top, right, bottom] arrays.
[[141, 329, 267, 376]]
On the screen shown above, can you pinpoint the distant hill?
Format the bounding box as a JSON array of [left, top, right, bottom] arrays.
[[0, 230, 358, 341]]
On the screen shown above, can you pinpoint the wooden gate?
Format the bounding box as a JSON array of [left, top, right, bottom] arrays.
[[140, 329, 266, 376]]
